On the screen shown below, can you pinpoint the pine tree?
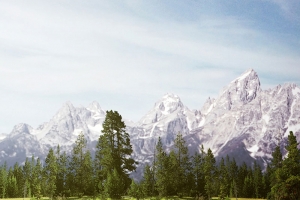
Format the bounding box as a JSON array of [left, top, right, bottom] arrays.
[[154, 137, 169, 197], [70, 132, 90, 197], [12, 162, 24, 197], [95, 110, 136, 197], [32, 158, 42, 199], [104, 168, 123, 199], [168, 150, 178, 195], [141, 164, 154, 197], [204, 148, 216, 200], [0, 163, 7, 198], [173, 133, 190, 195], [191, 146, 205, 197], [228, 158, 238, 198], [236, 162, 248, 197], [271, 131, 300, 199], [7, 168, 18, 198], [242, 174, 253, 198], [23, 158, 32, 198], [56, 149, 69, 197], [82, 150, 94, 196], [44, 148, 58, 200], [128, 179, 143, 200], [253, 161, 263, 198], [218, 157, 228, 199]]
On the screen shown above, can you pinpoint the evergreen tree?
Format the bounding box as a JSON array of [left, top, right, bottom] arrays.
[[23, 158, 32, 198], [0, 163, 7, 198], [154, 137, 169, 197], [229, 158, 238, 198], [242, 174, 253, 198], [7, 168, 18, 198], [44, 148, 58, 200], [271, 131, 300, 199], [253, 161, 263, 198], [191, 146, 205, 197], [95, 110, 136, 197], [82, 150, 94, 196], [141, 164, 154, 197], [128, 179, 143, 200], [168, 150, 179, 195], [70, 132, 92, 197], [104, 168, 123, 199], [32, 158, 42, 199], [12, 162, 24, 197], [236, 162, 248, 197], [218, 157, 228, 199], [173, 133, 190, 195], [204, 148, 216, 200], [56, 149, 69, 197]]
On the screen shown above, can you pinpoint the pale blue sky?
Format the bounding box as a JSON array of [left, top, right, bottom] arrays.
[[0, 0, 299, 134]]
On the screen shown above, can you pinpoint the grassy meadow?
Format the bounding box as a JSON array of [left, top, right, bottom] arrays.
[[0, 197, 266, 200]]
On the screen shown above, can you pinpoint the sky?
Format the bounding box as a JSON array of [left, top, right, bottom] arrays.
[[0, 0, 300, 134]]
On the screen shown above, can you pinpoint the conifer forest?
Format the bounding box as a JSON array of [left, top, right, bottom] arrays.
[[0, 111, 300, 200]]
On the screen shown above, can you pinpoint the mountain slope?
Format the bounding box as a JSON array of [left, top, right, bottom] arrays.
[[0, 69, 299, 174]]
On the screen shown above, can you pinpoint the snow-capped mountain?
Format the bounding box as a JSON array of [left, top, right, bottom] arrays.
[[0, 101, 106, 166], [1, 69, 300, 173]]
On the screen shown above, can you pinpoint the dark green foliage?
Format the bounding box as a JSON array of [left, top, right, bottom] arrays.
[[12, 162, 24, 197], [270, 131, 300, 199], [204, 148, 216, 200], [94, 110, 137, 197], [32, 158, 42, 199], [174, 133, 190, 195], [0, 122, 299, 200], [253, 161, 263, 198], [104, 168, 124, 199], [0, 163, 7, 198], [6, 172, 18, 198], [69, 132, 94, 197], [44, 148, 58, 200], [55, 148, 69, 197], [236, 162, 247, 197], [128, 179, 143, 200], [23, 157, 32, 198], [191, 146, 205, 196], [218, 158, 228, 199], [154, 137, 169, 197], [141, 164, 154, 197]]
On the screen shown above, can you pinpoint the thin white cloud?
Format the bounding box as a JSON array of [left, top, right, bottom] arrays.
[[0, 1, 299, 133]]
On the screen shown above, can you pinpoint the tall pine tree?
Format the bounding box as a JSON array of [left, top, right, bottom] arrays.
[[44, 148, 58, 200], [95, 110, 136, 197], [204, 148, 216, 200]]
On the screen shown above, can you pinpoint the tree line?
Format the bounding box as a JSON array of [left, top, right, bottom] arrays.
[[128, 131, 300, 200], [0, 110, 299, 200], [0, 110, 136, 199]]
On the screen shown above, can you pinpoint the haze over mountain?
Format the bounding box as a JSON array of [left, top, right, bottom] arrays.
[[1, 69, 300, 178]]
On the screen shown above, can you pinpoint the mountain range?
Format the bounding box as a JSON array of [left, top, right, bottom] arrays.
[[1, 69, 300, 178]]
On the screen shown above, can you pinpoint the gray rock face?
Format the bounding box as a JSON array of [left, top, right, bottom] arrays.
[[0, 69, 299, 177], [129, 69, 300, 173], [0, 102, 106, 166]]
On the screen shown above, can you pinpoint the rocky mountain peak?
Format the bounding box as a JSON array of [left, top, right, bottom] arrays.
[[87, 101, 102, 111], [217, 69, 261, 110], [155, 93, 184, 114], [9, 123, 33, 137], [53, 101, 76, 120], [231, 69, 261, 102]]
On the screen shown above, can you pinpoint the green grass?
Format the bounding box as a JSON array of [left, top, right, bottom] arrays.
[[0, 197, 266, 200]]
